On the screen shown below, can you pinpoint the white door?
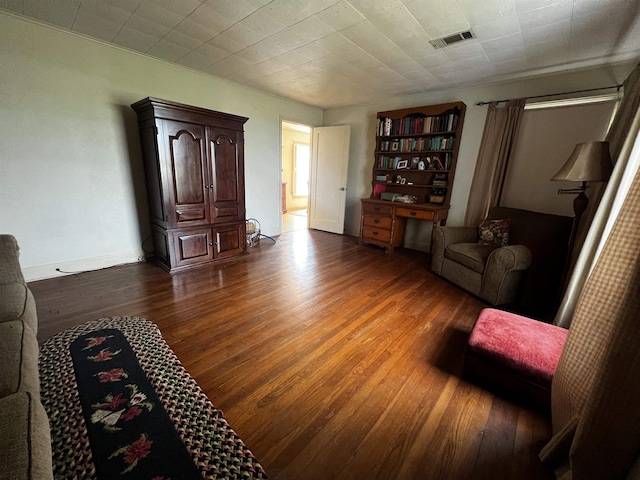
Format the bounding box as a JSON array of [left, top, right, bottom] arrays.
[[309, 125, 351, 234]]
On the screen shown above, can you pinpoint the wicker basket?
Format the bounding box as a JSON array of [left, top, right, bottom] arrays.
[[246, 218, 260, 247], [429, 195, 445, 204]]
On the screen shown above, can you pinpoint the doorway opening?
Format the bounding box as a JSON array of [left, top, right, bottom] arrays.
[[281, 120, 312, 232]]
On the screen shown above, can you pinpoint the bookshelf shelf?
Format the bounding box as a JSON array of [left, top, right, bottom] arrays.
[[359, 101, 466, 253]]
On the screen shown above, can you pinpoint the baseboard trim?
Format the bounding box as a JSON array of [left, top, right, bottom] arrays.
[[23, 250, 145, 282]]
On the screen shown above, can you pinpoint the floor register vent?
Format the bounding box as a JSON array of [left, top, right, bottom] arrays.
[[429, 30, 474, 49]]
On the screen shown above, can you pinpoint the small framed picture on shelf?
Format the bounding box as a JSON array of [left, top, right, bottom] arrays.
[[411, 156, 420, 169], [391, 140, 399, 151], [400, 177, 406, 184], [396, 159, 408, 169]]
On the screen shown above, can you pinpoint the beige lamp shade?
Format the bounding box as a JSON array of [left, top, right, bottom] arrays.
[[551, 141, 613, 182]]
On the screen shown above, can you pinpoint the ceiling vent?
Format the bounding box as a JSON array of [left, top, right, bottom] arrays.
[[429, 30, 474, 49]]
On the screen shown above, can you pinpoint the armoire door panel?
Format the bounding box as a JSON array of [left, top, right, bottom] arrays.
[[170, 228, 214, 267], [213, 223, 245, 259], [163, 120, 210, 227], [209, 129, 244, 222], [210, 134, 239, 202]]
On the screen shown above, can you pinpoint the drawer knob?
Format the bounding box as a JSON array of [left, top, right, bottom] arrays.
[[374, 219, 379, 224], [373, 231, 378, 236], [410, 211, 417, 216]]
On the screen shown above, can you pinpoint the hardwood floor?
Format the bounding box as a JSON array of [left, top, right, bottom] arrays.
[[30, 229, 554, 480]]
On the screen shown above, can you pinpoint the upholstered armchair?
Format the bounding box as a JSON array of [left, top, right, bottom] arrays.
[[431, 207, 572, 308]]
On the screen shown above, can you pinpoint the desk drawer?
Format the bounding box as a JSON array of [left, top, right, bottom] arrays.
[[362, 225, 391, 243], [363, 203, 392, 215], [363, 214, 392, 229], [395, 207, 435, 221]]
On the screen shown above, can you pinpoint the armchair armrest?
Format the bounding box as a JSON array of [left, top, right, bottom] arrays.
[[480, 245, 533, 305], [431, 226, 478, 274], [487, 245, 533, 271]]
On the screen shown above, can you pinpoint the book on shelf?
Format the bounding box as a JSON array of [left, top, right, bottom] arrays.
[[428, 155, 445, 170], [444, 152, 453, 169]]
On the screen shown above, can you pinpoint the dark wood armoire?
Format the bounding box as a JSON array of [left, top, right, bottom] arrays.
[[131, 97, 248, 273]]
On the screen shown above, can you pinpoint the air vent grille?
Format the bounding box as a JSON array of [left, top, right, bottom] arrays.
[[429, 30, 474, 49]]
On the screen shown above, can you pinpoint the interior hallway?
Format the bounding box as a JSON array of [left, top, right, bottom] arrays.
[[282, 209, 307, 233]]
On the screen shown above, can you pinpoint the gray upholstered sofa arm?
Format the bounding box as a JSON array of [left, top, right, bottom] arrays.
[[480, 245, 533, 306], [431, 226, 477, 274], [0, 235, 54, 479]]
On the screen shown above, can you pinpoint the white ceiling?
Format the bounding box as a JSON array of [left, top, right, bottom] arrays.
[[3, 0, 639, 108]]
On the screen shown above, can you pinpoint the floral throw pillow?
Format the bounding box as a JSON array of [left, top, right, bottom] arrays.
[[478, 218, 511, 247]]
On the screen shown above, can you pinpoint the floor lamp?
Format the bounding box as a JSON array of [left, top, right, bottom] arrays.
[[551, 141, 613, 290]]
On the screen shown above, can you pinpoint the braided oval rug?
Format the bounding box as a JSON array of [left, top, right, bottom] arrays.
[[39, 316, 268, 480]]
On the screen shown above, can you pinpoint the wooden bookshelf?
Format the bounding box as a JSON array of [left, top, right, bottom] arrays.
[[359, 102, 466, 253]]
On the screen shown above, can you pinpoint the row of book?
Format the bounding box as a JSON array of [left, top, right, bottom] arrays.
[[379, 135, 455, 153], [376, 156, 403, 169], [376, 154, 453, 170], [377, 111, 460, 136]]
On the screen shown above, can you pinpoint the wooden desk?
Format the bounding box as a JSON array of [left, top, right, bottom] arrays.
[[358, 198, 449, 253]]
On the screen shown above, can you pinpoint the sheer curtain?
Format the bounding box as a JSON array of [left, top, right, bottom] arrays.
[[464, 99, 526, 226], [554, 64, 640, 328]]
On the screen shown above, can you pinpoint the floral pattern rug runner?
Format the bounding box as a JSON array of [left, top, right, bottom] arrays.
[[69, 328, 201, 478], [39, 316, 268, 479]]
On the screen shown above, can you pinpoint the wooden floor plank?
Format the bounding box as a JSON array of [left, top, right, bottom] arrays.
[[29, 229, 554, 480]]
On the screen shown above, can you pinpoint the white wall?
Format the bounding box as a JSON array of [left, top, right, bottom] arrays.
[[324, 63, 635, 251], [0, 13, 323, 280]]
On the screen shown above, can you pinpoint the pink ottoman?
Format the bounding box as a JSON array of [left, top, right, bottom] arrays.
[[464, 308, 568, 407]]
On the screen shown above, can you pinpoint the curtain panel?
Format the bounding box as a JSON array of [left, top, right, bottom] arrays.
[[463, 99, 526, 227]]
